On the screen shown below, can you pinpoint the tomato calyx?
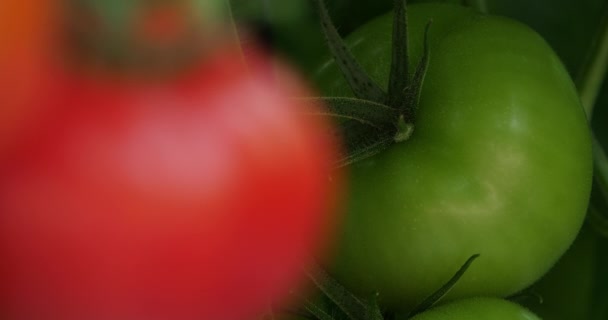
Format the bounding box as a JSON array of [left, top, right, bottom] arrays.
[[310, 0, 432, 167]]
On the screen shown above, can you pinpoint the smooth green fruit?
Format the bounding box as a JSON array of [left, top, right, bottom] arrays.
[[410, 297, 541, 320], [316, 3, 592, 310]]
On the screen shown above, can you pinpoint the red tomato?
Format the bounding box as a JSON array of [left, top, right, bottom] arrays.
[[0, 48, 340, 320], [0, 0, 58, 151]]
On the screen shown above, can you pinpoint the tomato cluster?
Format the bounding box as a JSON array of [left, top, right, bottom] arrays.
[[2, 0, 603, 319]]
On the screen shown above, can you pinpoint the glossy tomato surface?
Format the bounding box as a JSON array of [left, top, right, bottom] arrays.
[[410, 297, 540, 320], [0, 48, 339, 320], [315, 3, 592, 310]]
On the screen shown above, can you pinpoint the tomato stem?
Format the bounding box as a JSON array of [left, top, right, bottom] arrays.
[[588, 204, 608, 238], [310, 0, 431, 168], [395, 115, 414, 142], [576, 1, 608, 118], [577, 0, 608, 235], [589, 228, 608, 319], [593, 137, 608, 214], [577, 5, 608, 318]]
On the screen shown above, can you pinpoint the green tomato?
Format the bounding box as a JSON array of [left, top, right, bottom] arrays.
[[485, 0, 605, 77], [322, 0, 605, 77], [409, 297, 540, 320], [315, 3, 592, 311]]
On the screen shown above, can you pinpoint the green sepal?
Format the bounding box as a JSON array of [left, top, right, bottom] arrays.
[[299, 97, 397, 168], [403, 20, 432, 117], [299, 97, 399, 129], [306, 264, 384, 320], [387, 0, 410, 108], [312, 0, 388, 104], [303, 299, 341, 320], [407, 254, 481, 317], [337, 132, 394, 168]]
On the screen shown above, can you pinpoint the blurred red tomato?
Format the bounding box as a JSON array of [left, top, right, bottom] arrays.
[[0, 47, 340, 320], [0, 0, 57, 151], [65, 0, 226, 70], [134, 0, 225, 46]]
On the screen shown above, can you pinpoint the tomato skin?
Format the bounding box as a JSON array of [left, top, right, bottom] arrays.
[[271, 298, 540, 320], [0, 49, 339, 320], [0, 0, 58, 151], [315, 3, 592, 310], [409, 297, 540, 320]]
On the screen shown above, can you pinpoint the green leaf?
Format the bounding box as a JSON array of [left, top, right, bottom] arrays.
[[408, 254, 481, 317], [306, 265, 384, 320], [312, 0, 388, 103], [387, 0, 410, 108]]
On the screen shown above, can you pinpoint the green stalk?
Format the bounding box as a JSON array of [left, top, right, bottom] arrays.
[[576, 4, 608, 320], [595, 137, 608, 203], [577, 1, 608, 214], [576, 2, 608, 117]]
